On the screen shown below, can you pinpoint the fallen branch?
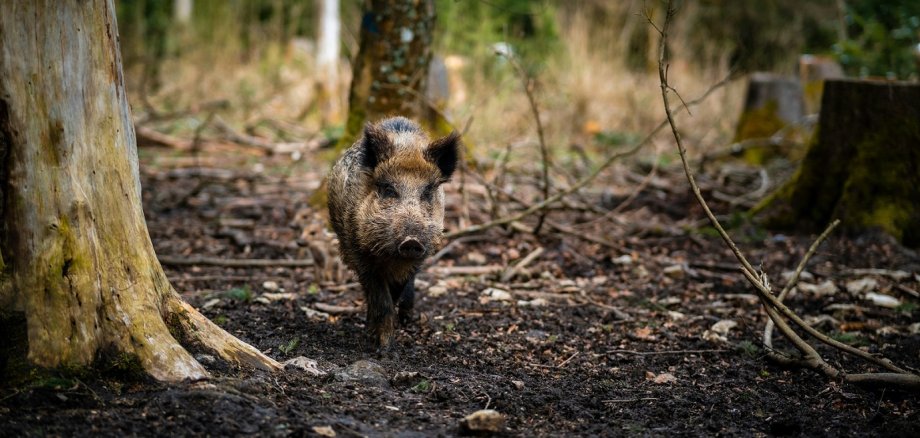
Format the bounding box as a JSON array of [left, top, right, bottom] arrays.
[[158, 255, 314, 268], [652, 0, 920, 390]]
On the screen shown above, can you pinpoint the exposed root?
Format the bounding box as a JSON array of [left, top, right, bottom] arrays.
[[166, 294, 283, 373]]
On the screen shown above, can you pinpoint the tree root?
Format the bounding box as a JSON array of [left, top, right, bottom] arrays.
[[166, 294, 283, 373]]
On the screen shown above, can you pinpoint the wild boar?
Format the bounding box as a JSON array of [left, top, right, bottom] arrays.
[[327, 116, 459, 350]]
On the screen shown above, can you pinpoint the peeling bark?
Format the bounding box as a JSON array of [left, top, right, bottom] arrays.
[[0, 0, 280, 382]]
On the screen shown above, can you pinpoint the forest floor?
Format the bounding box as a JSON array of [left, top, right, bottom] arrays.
[[2, 144, 919, 437]]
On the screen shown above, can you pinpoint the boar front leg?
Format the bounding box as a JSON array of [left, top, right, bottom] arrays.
[[362, 274, 397, 351], [391, 274, 416, 327]]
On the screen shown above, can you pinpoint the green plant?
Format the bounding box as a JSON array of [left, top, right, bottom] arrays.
[[279, 338, 300, 355], [225, 286, 252, 302]]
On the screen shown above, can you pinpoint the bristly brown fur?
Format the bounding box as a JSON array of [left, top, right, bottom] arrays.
[[327, 116, 460, 350]]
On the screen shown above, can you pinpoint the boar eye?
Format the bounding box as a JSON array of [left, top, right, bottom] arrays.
[[421, 184, 435, 203], [376, 182, 399, 199]]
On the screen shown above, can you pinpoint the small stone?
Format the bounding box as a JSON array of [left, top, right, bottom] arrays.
[[612, 254, 633, 265], [798, 280, 839, 296], [428, 281, 448, 297], [391, 371, 422, 389], [710, 319, 738, 335], [908, 323, 920, 335], [507, 248, 521, 260], [517, 298, 547, 307], [460, 409, 505, 433], [466, 251, 487, 265], [845, 277, 878, 295], [284, 356, 326, 376], [666, 310, 686, 321], [262, 280, 280, 291], [663, 264, 685, 279], [658, 297, 681, 306], [781, 270, 814, 283], [312, 426, 336, 437], [414, 278, 431, 290], [335, 360, 389, 388], [865, 292, 900, 308], [481, 287, 512, 302], [511, 380, 525, 390], [651, 372, 677, 384]]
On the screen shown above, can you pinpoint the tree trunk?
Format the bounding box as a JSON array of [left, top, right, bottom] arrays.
[[339, 0, 436, 148], [759, 79, 920, 247], [0, 0, 280, 382]]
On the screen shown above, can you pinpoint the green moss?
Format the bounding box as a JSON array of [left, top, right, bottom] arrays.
[[734, 101, 786, 164], [759, 96, 920, 247]]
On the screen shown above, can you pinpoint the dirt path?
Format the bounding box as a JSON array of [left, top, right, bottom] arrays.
[[1, 152, 918, 437]]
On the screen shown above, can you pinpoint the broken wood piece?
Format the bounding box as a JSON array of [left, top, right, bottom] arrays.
[[158, 255, 313, 268], [313, 302, 362, 314]]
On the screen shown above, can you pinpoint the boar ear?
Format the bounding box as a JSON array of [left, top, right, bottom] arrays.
[[360, 122, 391, 169], [426, 131, 460, 180]]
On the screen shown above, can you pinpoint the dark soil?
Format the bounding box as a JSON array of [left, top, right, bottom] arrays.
[[2, 148, 918, 437]]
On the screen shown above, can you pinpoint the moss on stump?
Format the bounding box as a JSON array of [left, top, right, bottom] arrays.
[[759, 79, 920, 247]]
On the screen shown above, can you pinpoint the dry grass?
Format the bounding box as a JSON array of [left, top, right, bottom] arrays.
[[125, 3, 746, 178]]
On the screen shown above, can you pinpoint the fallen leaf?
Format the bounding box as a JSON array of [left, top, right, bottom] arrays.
[[633, 326, 655, 340], [650, 372, 677, 384], [710, 319, 738, 335], [845, 278, 878, 295], [461, 409, 505, 433]]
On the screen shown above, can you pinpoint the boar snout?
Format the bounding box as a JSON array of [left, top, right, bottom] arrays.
[[398, 236, 426, 259]]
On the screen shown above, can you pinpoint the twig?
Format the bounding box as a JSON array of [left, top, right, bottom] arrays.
[[501, 247, 544, 282], [653, 0, 920, 390], [158, 255, 314, 268], [558, 351, 579, 368], [500, 52, 551, 234], [607, 349, 730, 356], [429, 265, 504, 276], [764, 220, 839, 357], [603, 397, 660, 404], [313, 303, 361, 314], [574, 144, 663, 228]]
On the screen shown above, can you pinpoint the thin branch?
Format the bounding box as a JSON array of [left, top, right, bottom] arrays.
[[444, 73, 736, 240], [500, 52, 551, 234]]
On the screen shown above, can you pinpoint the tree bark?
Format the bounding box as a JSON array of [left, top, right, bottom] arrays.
[[759, 79, 920, 247], [339, 0, 436, 148], [0, 0, 280, 382]]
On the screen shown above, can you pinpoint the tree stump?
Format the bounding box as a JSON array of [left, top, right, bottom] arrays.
[[760, 79, 920, 247], [733, 73, 805, 163], [799, 54, 844, 114]]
